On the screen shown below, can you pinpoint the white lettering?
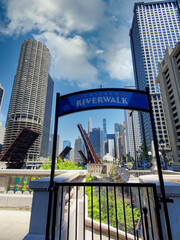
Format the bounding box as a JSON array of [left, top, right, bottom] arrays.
[[122, 98, 128, 104], [76, 100, 82, 107], [98, 97, 103, 103], [102, 97, 111, 103], [92, 97, 97, 104], [110, 97, 116, 103]]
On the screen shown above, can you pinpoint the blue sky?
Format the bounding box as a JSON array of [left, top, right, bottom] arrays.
[[0, 0, 149, 147]]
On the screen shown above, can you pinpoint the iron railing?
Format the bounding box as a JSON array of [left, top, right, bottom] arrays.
[[48, 182, 163, 240]]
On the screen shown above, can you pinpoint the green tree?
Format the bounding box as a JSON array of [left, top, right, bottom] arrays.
[[138, 143, 151, 163], [41, 157, 82, 170], [85, 174, 140, 234]]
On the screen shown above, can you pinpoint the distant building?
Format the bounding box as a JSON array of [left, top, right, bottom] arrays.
[[40, 75, 54, 158], [124, 88, 142, 159], [103, 118, 107, 141], [88, 117, 92, 135], [3, 39, 53, 161], [48, 134, 60, 158], [63, 140, 71, 160], [107, 139, 115, 157], [156, 42, 180, 162], [0, 83, 4, 111], [74, 136, 83, 163], [89, 128, 104, 158]]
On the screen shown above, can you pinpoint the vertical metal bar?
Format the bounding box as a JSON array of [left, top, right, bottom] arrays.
[[91, 186, 94, 240], [46, 92, 60, 240], [98, 186, 102, 240], [153, 186, 164, 239], [67, 186, 71, 240], [146, 87, 172, 240], [129, 187, 136, 240], [122, 186, 127, 240], [143, 207, 150, 240], [75, 186, 78, 240], [106, 186, 110, 240], [114, 186, 119, 240], [51, 188, 58, 240], [83, 186, 85, 240], [146, 187, 155, 240], [59, 186, 64, 240], [138, 187, 145, 239]]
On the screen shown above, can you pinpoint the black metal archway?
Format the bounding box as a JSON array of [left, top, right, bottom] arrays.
[[46, 87, 173, 240]]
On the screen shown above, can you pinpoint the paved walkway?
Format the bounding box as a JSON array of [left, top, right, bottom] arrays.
[[0, 209, 31, 240]]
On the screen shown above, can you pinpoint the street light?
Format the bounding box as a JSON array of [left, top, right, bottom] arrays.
[[129, 110, 137, 170]]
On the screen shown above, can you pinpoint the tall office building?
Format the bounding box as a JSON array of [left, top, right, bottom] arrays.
[[103, 118, 107, 141], [3, 39, 53, 161], [156, 42, 180, 162], [130, 1, 180, 149], [124, 87, 142, 159], [40, 75, 54, 158], [0, 83, 4, 111], [89, 128, 104, 158], [88, 117, 92, 135], [74, 136, 83, 163]]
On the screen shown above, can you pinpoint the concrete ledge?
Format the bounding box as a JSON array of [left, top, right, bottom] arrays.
[[0, 193, 32, 209], [85, 217, 136, 240], [29, 170, 87, 190]]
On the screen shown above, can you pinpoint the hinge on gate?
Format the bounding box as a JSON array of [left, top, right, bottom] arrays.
[[159, 197, 174, 203], [48, 185, 58, 192]]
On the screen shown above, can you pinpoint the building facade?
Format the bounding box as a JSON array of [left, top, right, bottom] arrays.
[[88, 117, 92, 135], [74, 136, 83, 163], [3, 39, 53, 161], [89, 128, 104, 158], [130, 1, 180, 149], [103, 118, 107, 141], [40, 75, 54, 158], [156, 42, 180, 162], [0, 83, 4, 111]]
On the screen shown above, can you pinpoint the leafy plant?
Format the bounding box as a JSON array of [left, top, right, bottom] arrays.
[[41, 157, 82, 170]]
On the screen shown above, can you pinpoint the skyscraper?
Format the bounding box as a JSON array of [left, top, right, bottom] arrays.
[[130, 1, 180, 149], [89, 128, 104, 158], [0, 83, 4, 111], [40, 75, 54, 158], [74, 136, 83, 163], [156, 42, 180, 162], [103, 118, 107, 141], [88, 117, 92, 135], [3, 39, 53, 161], [124, 87, 142, 159]]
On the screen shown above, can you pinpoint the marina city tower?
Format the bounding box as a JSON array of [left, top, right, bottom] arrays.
[[3, 39, 53, 161]]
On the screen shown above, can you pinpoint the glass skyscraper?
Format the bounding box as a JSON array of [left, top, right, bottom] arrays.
[[130, 1, 180, 149], [89, 128, 104, 158]]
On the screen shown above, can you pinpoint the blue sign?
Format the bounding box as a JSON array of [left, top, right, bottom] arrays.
[[58, 89, 149, 116]]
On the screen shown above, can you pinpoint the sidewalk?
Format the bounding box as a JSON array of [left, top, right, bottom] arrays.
[[0, 209, 31, 240]]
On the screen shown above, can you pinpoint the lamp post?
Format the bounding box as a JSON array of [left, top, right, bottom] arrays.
[[129, 110, 137, 170]]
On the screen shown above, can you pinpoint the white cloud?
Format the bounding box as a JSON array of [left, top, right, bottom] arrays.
[[35, 32, 99, 88], [105, 47, 133, 81], [1, 0, 106, 35], [0, 0, 138, 87]]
